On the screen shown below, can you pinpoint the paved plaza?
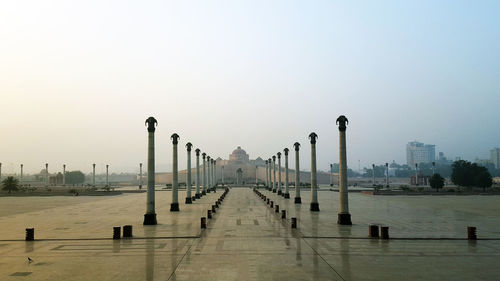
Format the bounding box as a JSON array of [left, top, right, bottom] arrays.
[[0, 187, 499, 280]]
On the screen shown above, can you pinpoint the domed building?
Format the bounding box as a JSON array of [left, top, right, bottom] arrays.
[[229, 146, 250, 163]]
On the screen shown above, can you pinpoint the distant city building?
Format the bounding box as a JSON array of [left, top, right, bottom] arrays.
[[406, 141, 435, 166], [491, 148, 500, 169]]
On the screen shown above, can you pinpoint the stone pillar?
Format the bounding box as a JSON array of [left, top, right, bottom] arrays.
[[206, 156, 211, 193], [20, 164, 24, 182], [309, 133, 319, 211], [272, 156, 277, 193], [92, 163, 95, 187], [63, 164, 66, 186], [106, 165, 109, 187], [415, 163, 418, 186], [255, 165, 258, 186], [195, 149, 201, 198], [294, 142, 301, 203], [170, 133, 180, 212], [213, 160, 217, 191], [277, 152, 282, 195], [265, 160, 269, 188], [46, 163, 49, 185], [330, 164, 333, 186], [0, 163, 2, 182], [268, 158, 272, 191], [432, 161, 436, 175], [386, 163, 389, 187], [185, 142, 193, 204], [372, 164, 375, 186], [337, 115, 352, 225], [202, 153, 207, 195], [144, 116, 157, 225], [139, 163, 143, 189], [221, 165, 225, 185], [284, 148, 290, 198]]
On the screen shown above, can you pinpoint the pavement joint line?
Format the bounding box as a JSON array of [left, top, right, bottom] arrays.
[[301, 235, 347, 281], [300, 236, 500, 240], [0, 236, 201, 242]]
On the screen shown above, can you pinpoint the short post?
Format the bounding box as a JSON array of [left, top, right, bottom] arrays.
[[113, 227, 121, 240], [275, 205, 280, 213], [468, 226, 477, 240], [123, 225, 133, 238], [281, 210, 286, 219], [381, 226, 389, 239], [207, 210, 212, 219], [291, 218, 297, 229], [369, 225, 379, 238], [270, 201, 274, 208], [212, 205, 216, 213], [25, 228, 34, 241], [201, 217, 207, 229]]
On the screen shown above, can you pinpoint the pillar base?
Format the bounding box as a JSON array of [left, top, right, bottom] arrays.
[[277, 190, 282, 195], [185, 197, 192, 204], [170, 203, 180, 212], [202, 191, 206, 195], [207, 189, 211, 193], [143, 213, 157, 225], [310, 202, 320, 211], [337, 213, 352, 225], [272, 189, 277, 193], [195, 193, 201, 199], [294, 197, 302, 204], [284, 193, 290, 199]]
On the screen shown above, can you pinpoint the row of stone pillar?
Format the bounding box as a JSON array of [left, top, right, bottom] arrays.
[[263, 115, 351, 225], [143, 117, 219, 225]]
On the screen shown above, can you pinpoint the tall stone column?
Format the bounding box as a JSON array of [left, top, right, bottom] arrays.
[[372, 164, 375, 186], [170, 133, 180, 212], [106, 165, 109, 187], [337, 115, 352, 225], [195, 149, 201, 198], [277, 152, 282, 195], [284, 148, 290, 198], [63, 164, 66, 186], [139, 163, 143, 189], [202, 153, 207, 195], [309, 133, 319, 211], [265, 160, 269, 188], [294, 142, 301, 203], [92, 163, 95, 187], [206, 156, 211, 193], [46, 163, 49, 185], [221, 165, 225, 185], [330, 164, 333, 186], [268, 158, 272, 191], [272, 156, 277, 193], [20, 164, 24, 182], [255, 165, 258, 186], [386, 163, 389, 187], [144, 116, 158, 225], [213, 160, 217, 192], [415, 163, 418, 186], [185, 142, 193, 204]]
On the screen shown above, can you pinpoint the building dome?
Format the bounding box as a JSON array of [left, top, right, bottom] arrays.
[[229, 146, 250, 162]]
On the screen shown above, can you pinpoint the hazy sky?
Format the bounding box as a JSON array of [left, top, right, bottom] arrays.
[[1, 0, 499, 174]]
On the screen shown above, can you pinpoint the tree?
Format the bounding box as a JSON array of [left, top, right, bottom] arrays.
[[65, 171, 85, 184], [451, 160, 493, 190], [429, 173, 445, 192], [2, 176, 19, 193]]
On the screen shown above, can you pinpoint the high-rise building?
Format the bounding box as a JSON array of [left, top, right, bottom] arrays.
[[406, 141, 435, 166], [491, 148, 500, 169]]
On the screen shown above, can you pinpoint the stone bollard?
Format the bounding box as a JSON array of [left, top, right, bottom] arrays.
[[212, 205, 216, 213], [25, 228, 34, 241], [207, 210, 212, 219], [281, 210, 286, 219], [381, 226, 389, 239], [369, 225, 379, 238], [215, 201, 219, 208], [123, 225, 133, 238], [275, 205, 280, 213], [192, 196, 196, 202], [267, 198, 270, 204], [201, 217, 207, 229], [270, 201, 274, 208], [291, 218, 297, 229], [468, 227, 477, 240], [113, 227, 121, 240]]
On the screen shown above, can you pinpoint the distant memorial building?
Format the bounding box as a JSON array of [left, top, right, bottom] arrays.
[[155, 146, 333, 185]]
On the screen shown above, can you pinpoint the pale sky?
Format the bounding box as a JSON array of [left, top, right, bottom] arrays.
[[1, 0, 499, 174]]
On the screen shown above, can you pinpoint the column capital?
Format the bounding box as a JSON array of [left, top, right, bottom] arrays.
[[202, 153, 206, 159], [195, 148, 201, 156], [272, 155, 276, 161], [294, 142, 301, 151], [145, 117, 158, 132], [309, 132, 318, 144], [171, 133, 179, 144], [277, 152, 281, 159], [284, 148, 289, 156], [336, 115, 348, 131], [186, 142, 193, 151]]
